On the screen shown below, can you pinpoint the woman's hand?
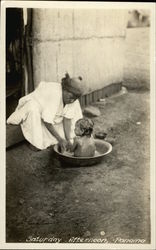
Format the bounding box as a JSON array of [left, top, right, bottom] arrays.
[[58, 138, 68, 153], [43, 121, 73, 153], [59, 139, 73, 153], [66, 140, 73, 151], [44, 121, 68, 152]]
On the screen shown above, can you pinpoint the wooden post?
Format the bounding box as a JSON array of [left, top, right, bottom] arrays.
[[25, 9, 34, 94]]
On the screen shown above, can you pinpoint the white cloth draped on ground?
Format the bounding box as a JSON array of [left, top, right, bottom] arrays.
[[7, 82, 83, 149]]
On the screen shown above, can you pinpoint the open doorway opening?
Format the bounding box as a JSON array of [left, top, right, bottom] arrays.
[[6, 8, 24, 118], [6, 8, 34, 119]]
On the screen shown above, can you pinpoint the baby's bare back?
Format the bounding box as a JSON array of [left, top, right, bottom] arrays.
[[74, 137, 96, 157]]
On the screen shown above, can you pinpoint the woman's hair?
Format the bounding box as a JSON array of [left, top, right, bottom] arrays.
[[61, 72, 83, 90], [61, 72, 71, 89], [76, 118, 94, 136]]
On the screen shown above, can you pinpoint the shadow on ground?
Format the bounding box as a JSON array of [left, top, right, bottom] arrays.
[[6, 90, 150, 244]]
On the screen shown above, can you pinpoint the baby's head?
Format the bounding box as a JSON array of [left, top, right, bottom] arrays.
[[75, 118, 94, 137]]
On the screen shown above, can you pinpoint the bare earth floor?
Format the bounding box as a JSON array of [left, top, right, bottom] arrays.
[[6, 89, 150, 244]]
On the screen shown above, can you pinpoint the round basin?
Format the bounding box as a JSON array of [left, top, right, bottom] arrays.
[[53, 139, 112, 167]]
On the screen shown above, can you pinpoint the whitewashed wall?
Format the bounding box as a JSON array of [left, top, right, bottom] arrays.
[[32, 9, 127, 93], [124, 27, 150, 90]]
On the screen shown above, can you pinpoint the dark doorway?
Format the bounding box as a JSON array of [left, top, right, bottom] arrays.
[[6, 8, 34, 120], [6, 8, 24, 119]]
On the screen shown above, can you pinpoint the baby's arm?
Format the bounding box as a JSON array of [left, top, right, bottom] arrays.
[[69, 137, 79, 152]]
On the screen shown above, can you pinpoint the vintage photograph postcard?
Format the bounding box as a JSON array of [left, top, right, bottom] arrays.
[[0, 1, 155, 249]]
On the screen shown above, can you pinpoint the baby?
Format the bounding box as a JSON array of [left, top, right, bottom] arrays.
[[70, 118, 96, 157]]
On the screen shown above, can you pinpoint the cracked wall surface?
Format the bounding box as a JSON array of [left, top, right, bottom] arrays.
[[32, 9, 127, 93]]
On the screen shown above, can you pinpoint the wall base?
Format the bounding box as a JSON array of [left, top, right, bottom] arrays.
[[79, 82, 122, 107], [6, 124, 24, 149]]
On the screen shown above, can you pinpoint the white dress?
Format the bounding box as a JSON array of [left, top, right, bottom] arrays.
[[7, 82, 83, 149]]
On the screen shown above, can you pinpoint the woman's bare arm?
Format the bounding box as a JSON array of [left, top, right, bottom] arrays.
[[63, 117, 72, 141], [44, 121, 67, 151], [44, 121, 62, 141]]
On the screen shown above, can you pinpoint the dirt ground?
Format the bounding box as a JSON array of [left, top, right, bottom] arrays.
[[6, 89, 150, 244]]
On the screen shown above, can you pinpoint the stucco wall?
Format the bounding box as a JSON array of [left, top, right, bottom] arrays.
[[32, 9, 127, 93], [123, 27, 150, 90]]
